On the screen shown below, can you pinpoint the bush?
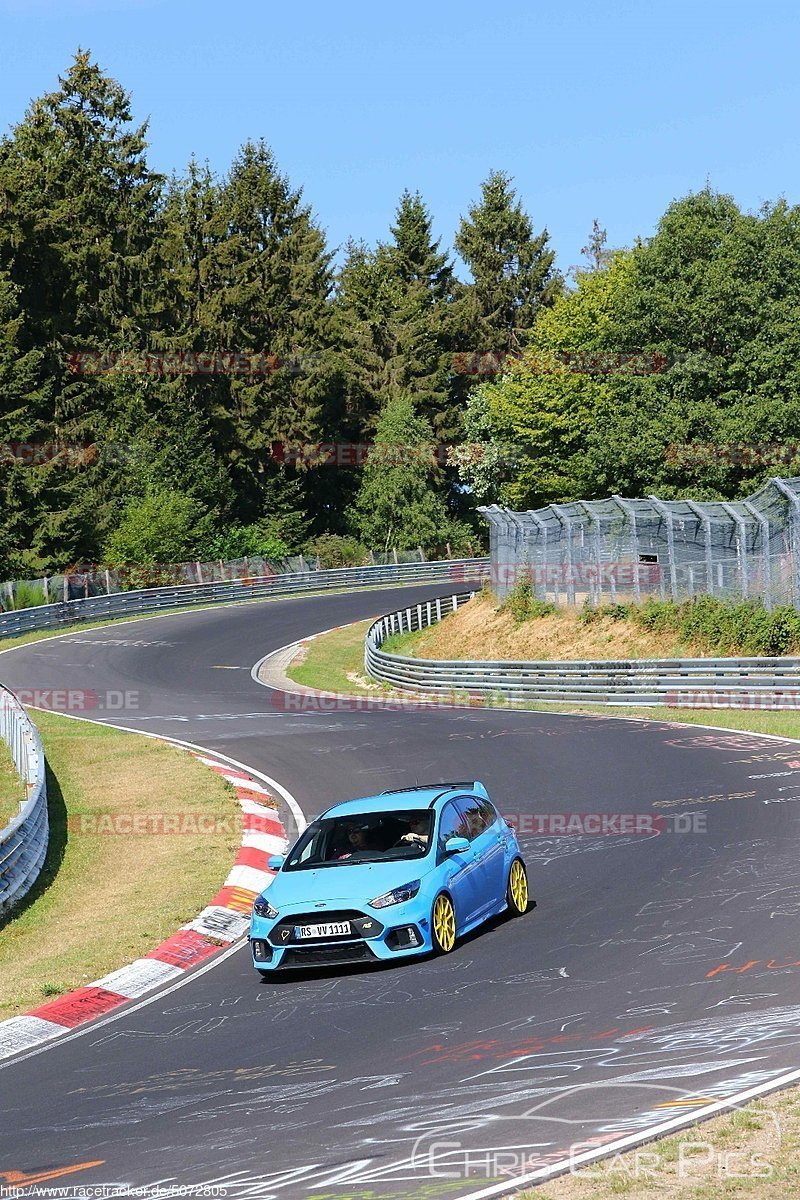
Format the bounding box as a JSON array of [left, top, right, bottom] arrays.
[[304, 534, 369, 569], [500, 576, 556, 623], [626, 595, 800, 656], [5, 582, 47, 610], [203, 524, 290, 563], [579, 600, 632, 626], [104, 488, 213, 566]]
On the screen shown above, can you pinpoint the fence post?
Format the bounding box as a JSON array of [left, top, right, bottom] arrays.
[[685, 500, 714, 595], [648, 497, 678, 600], [578, 501, 602, 605], [613, 496, 641, 605], [721, 503, 748, 599], [743, 501, 772, 610], [551, 505, 576, 606], [772, 478, 800, 607]]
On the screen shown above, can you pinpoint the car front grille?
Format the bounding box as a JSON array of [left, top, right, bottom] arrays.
[[280, 943, 376, 968]]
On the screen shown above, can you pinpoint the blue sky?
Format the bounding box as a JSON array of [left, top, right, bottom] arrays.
[[1, 0, 798, 277]]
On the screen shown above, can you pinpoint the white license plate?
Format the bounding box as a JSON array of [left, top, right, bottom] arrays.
[[295, 921, 351, 939]]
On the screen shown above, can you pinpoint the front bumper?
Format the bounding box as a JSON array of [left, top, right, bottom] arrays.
[[250, 900, 430, 971]]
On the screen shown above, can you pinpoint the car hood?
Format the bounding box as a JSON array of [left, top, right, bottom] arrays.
[[263, 859, 431, 908]]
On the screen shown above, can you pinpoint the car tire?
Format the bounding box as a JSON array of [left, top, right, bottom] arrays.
[[506, 858, 529, 916], [431, 891, 457, 955]]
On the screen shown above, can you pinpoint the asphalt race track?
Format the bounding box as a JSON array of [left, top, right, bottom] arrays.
[[3, 582, 800, 1198]]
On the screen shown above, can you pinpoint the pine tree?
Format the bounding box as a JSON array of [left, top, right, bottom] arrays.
[[0, 49, 163, 566], [337, 191, 460, 439], [455, 170, 560, 352], [210, 139, 336, 520]]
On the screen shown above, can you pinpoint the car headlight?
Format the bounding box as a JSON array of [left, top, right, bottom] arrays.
[[253, 896, 279, 919], [369, 881, 421, 908]]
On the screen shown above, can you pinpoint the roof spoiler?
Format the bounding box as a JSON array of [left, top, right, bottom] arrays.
[[382, 780, 486, 797]]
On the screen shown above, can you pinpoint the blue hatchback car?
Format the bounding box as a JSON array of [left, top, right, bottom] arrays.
[[249, 781, 529, 974]]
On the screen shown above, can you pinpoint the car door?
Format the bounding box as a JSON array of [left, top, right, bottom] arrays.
[[456, 794, 506, 911], [436, 800, 483, 926]]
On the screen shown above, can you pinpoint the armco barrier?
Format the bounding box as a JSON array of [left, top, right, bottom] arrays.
[[365, 592, 800, 706], [0, 558, 490, 641], [0, 685, 47, 914]]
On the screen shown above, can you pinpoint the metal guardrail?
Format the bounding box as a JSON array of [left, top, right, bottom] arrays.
[[0, 685, 47, 914], [0, 558, 490, 642], [365, 592, 800, 706]]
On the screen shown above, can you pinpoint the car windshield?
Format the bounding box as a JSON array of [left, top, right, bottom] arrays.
[[284, 809, 433, 870]]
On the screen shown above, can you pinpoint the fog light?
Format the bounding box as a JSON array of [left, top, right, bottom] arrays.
[[252, 939, 272, 961], [386, 925, 422, 950]]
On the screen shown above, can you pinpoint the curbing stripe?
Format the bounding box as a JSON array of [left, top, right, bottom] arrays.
[[0, 1015, 68, 1057], [0, 750, 287, 1061], [28, 986, 128, 1028]]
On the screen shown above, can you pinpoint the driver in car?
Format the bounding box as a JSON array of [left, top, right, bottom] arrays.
[[398, 814, 430, 849]]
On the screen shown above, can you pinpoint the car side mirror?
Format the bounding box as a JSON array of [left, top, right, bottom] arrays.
[[443, 835, 470, 855], [268, 854, 285, 870]]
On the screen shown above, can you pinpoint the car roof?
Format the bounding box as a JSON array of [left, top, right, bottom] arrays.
[[319, 783, 485, 819]]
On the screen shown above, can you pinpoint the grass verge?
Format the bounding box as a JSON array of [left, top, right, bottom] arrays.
[[286, 620, 376, 693], [0, 712, 240, 1021], [0, 736, 22, 829]]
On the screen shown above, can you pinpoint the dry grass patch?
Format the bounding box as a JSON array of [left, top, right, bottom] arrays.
[[529, 1091, 800, 1199], [0, 712, 240, 1020], [387, 595, 696, 662]]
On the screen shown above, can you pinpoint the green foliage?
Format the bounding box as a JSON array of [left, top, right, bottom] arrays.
[[304, 534, 368, 568], [104, 487, 213, 565], [203, 524, 290, 563], [347, 394, 453, 553], [8, 54, 800, 582], [616, 596, 800, 656], [578, 600, 632, 625], [472, 186, 800, 507], [499, 575, 556, 623], [4, 581, 47, 610]]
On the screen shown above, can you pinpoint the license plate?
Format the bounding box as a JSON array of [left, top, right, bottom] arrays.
[[295, 921, 351, 939]]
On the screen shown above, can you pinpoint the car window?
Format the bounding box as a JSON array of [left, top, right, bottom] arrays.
[[284, 809, 432, 869], [437, 800, 470, 854], [455, 794, 492, 841]]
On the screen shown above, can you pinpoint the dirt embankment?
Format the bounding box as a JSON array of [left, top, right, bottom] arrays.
[[402, 596, 696, 661]]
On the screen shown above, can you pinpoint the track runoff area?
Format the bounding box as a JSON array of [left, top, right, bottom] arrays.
[[2, 580, 800, 1198]]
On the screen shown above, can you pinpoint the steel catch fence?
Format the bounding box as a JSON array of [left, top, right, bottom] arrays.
[[480, 476, 800, 609]]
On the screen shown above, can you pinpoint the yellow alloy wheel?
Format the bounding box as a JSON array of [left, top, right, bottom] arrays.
[[508, 859, 528, 915], [432, 893, 456, 953]]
